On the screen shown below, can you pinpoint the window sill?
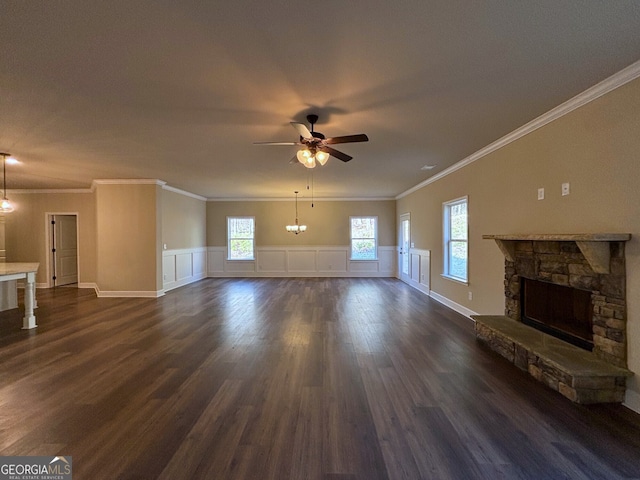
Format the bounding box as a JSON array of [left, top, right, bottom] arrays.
[[350, 258, 379, 262], [227, 258, 255, 262], [441, 274, 468, 286]]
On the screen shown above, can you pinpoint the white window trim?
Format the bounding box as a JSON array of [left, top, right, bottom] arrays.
[[442, 196, 469, 284], [227, 216, 255, 261], [350, 216, 378, 261]]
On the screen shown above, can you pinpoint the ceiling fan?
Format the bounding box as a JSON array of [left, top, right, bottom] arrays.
[[254, 114, 369, 168]]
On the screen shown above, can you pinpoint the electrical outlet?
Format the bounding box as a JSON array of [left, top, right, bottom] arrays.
[[468, 291, 473, 301], [537, 188, 545, 200], [562, 182, 570, 196]]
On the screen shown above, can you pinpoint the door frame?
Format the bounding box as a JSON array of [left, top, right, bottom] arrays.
[[45, 212, 80, 288], [398, 212, 411, 284]]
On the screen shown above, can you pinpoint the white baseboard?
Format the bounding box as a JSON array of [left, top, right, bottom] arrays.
[[429, 290, 478, 320], [96, 289, 164, 298]]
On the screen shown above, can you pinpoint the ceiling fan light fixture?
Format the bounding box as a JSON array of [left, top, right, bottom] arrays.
[[256, 114, 368, 167]]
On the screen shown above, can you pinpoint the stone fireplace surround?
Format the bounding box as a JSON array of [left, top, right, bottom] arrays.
[[474, 234, 633, 404]]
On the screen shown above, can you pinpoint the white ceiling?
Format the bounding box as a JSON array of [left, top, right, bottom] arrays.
[[1, 1, 640, 199]]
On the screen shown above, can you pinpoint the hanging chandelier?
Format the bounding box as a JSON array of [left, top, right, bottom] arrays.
[[285, 191, 307, 234], [0, 153, 14, 213]]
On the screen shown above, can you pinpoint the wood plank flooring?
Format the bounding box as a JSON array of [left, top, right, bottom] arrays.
[[1, 278, 640, 479]]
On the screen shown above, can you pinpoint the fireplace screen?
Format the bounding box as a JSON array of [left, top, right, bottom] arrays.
[[521, 277, 593, 351]]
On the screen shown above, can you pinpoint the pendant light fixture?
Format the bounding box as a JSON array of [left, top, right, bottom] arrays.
[[0, 153, 14, 213], [285, 191, 307, 234]]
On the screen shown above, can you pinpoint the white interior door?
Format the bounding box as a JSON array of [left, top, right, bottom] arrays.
[[53, 215, 78, 286], [399, 213, 411, 283]]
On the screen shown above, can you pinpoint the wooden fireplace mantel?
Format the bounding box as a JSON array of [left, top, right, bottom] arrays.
[[482, 234, 631, 274]]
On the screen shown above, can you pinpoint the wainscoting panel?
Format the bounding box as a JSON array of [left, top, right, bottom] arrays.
[[162, 255, 176, 286], [207, 248, 225, 274], [287, 250, 317, 273], [207, 246, 396, 278], [224, 260, 256, 273], [175, 253, 193, 281], [193, 250, 206, 277], [317, 250, 348, 273], [411, 254, 420, 282], [163, 247, 208, 292], [257, 250, 287, 273], [349, 261, 380, 273], [402, 248, 430, 295], [378, 248, 396, 274]]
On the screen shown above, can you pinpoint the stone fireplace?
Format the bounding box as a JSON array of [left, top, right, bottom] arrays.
[[473, 234, 633, 404]]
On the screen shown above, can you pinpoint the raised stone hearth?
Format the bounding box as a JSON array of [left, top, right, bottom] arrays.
[[474, 315, 632, 403], [475, 233, 633, 404]]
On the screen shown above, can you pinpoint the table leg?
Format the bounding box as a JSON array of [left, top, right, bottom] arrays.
[[22, 271, 37, 329]]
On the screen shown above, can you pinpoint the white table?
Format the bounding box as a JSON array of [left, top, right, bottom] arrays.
[[0, 263, 39, 329]]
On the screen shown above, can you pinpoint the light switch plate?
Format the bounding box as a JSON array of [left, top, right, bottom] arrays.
[[562, 183, 570, 196], [537, 188, 545, 200]]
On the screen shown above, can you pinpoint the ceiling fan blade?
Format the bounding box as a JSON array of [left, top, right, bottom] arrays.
[[289, 155, 300, 164], [320, 146, 353, 162], [324, 134, 369, 145], [253, 141, 300, 146], [291, 122, 313, 139]]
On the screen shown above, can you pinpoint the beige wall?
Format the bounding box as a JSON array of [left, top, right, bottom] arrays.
[[207, 199, 396, 247], [397, 77, 640, 409], [4, 192, 97, 285], [95, 183, 162, 293], [161, 189, 206, 250]]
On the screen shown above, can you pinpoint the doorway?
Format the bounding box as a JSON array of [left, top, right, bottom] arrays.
[[47, 214, 78, 287], [399, 213, 411, 284]]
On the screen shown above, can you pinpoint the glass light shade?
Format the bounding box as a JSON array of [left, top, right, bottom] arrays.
[[297, 149, 316, 168], [0, 197, 14, 213], [315, 150, 329, 165], [286, 222, 307, 234]]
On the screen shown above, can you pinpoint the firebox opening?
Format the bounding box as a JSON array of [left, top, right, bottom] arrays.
[[520, 277, 593, 351]]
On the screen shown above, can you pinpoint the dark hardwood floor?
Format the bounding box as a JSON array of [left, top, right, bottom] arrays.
[[1, 278, 640, 479]]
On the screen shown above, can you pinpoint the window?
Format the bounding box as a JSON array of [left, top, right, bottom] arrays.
[[227, 217, 255, 260], [443, 197, 468, 282], [350, 216, 377, 260]]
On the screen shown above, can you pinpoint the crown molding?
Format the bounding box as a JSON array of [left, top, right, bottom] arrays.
[[11, 188, 93, 194], [397, 59, 640, 199], [207, 196, 395, 202], [162, 184, 207, 201], [92, 179, 166, 188]]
